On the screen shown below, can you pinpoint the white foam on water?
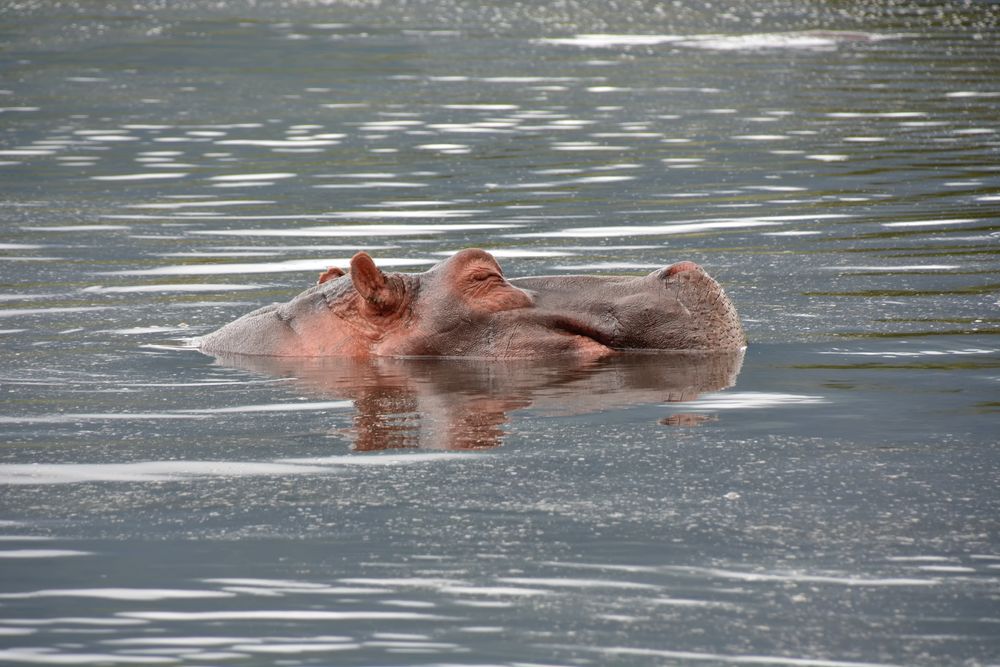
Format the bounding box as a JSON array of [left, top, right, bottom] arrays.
[[953, 128, 995, 135], [106, 257, 436, 276], [365, 640, 458, 650], [21, 224, 129, 231], [881, 218, 977, 228], [820, 265, 959, 271], [208, 173, 295, 181], [0, 461, 333, 485], [550, 141, 629, 151], [416, 143, 469, 151], [324, 172, 399, 179], [491, 174, 635, 189], [370, 200, 456, 207], [541, 34, 684, 47], [83, 135, 139, 142], [0, 413, 204, 425], [0, 149, 57, 156], [432, 249, 574, 259], [202, 578, 331, 589], [442, 104, 520, 110], [104, 637, 268, 646], [806, 154, 850, 161], [0, 536, 54, 541], [0, 452, 473, 485], [338, 577, 463, 588], [0, 589, 233, 601], [231, 643, 361, 654], [550, 262, 659, 271], [315, 181, 430, 189], [223, 584, 390, 595], [515, 220, 781, 239], [127, 200, 272, 209], [545, 244, 661, 251], [83, 283, 267, 294], [91, 173, 188, 181], [559, 644, 903, 667], [652, 597, 741, 610], [4, 617, 145, 627], [438, 585, 553, 597], [681, 32, 861, 51], [280, 453, 476, 466], [0, 550, 93, 558], [324, 210, 478, 219], [212, 181, 276, 188], [0, 649, 172, 665], [0, 243, 44, 249], [659, 564, 937, 587], [450, 600, 512, 608], [0, 307, 110, 318], [733, 134, 788, 141], [189, 224, 516, 237], [0, 628, 34, 636], [518, 213, 850, 239], [181, 401, 352, 414], [916, 565, 977, 573], [458, 626, 503, 633], [946, 91, 1000, 98], [102, 326, 191, 335], [118, 611, 452, 622], [821, 348, 996, 359], [679, 392, 828, 410], [497, 577, 659, 590], [214, 139, 340, 147]]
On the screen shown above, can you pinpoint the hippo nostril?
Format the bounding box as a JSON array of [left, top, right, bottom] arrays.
[[665, 261, 701, 277]]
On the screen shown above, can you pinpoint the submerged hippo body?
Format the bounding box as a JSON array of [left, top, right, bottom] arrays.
[[197, 249, 746, 358]]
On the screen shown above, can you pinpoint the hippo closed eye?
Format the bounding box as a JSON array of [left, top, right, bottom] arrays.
[[197, 248, 746, 359]]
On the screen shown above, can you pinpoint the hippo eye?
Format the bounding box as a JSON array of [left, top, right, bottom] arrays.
[[470, 269, 502, 283]]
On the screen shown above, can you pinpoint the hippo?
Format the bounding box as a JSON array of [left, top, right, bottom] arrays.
[[197, 248, 746, 359]]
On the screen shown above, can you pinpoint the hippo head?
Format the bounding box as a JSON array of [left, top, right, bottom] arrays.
[[198, 248, 746, 358]]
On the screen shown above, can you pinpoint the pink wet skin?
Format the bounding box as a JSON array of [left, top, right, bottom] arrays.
[[665, 260, 701, 277], [197, 249, 747, 359]]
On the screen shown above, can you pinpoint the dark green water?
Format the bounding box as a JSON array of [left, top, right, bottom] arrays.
[[1, 1, 998, 665]]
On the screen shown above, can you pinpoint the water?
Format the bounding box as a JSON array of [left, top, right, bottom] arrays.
[[1, 1, 999, 664]]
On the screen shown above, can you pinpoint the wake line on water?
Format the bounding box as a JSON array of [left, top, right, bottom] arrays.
[[548, 644, 906, 667], [540, 31, 902, 52], [0, 452, 476, 485]]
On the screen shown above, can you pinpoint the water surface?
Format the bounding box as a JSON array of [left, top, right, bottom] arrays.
[[1, 1, 998, 665]]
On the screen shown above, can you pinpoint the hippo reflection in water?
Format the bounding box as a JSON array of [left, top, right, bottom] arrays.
[[198, 248, 746, 358], [210, 352, 745, 450]]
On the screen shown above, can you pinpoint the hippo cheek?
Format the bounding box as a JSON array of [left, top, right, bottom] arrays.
[[488, 314, 617, 359]]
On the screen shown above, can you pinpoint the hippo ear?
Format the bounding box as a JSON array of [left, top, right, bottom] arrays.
[[350, 252, 404, 313], [317, 266, 345, 285]]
